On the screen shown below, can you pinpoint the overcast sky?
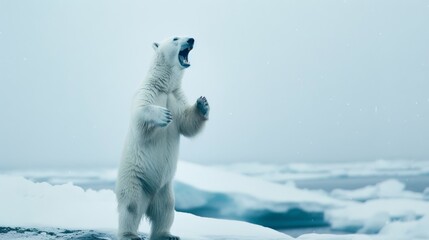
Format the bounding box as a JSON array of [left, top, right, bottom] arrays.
[[0, 0, 428, 169]]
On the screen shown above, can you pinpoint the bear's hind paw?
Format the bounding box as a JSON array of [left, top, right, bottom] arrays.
[[119, 232, 143, 240], [151, 234, 180, 240]]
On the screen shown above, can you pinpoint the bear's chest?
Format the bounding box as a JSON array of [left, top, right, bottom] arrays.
[[154, 93, 181, 115]]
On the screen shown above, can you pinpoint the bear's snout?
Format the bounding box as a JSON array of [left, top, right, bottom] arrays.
[[187, 38, 194, 46]]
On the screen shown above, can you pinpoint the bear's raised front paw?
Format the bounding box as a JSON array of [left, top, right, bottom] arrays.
[[196, 96, 210, 119], [153, 107, 173, 127]]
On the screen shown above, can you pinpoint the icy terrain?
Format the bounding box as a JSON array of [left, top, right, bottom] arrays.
[[1, 160, 429, 239], [213, 159, 429, 183], [0, 174, 290, 240]]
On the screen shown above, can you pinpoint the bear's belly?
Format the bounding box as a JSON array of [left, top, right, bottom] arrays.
[[124, 127, 180, 189]]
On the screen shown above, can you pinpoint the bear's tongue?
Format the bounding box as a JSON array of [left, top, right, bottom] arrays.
[[179, 54, 188, 64]]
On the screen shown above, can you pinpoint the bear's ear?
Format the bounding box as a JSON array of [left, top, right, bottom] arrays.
[[152, 42, 159, 51]]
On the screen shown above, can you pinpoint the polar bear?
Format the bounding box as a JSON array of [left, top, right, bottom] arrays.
[[116, 37, 209, 240]]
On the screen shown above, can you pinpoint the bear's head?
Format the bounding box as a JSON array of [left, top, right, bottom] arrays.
[[152, 37, 195, 69]]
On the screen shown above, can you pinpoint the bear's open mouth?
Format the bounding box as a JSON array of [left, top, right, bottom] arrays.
[[178, 45, 192, 68]]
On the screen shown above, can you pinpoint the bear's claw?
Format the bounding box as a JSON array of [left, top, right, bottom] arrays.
[[196, 96, 210, 119], [153, 107, 173, 127]]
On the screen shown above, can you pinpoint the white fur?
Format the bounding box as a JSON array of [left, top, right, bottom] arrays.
[[116, 37, 209, 240]]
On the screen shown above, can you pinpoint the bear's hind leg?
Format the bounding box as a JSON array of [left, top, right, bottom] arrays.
[[146, 183, 179, 240], [117, 186, 149, 240]]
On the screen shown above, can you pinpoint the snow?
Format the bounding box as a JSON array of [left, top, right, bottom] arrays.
[[297, 234, 373, 240], [378, 215, 429, 240], [325, 179, 429, 235], [1, 160, 429, 240], [0, 175, 116, 230], [326, 198, 429, 233], [0, 174, 291, 240], [424, 187, 429, 200], [330, 179, 422, 201], [296, 214, 429, 240]]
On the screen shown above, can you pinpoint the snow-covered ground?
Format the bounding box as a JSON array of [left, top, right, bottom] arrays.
[[0, 174, 291, 240], [1, 160, 428, 240]]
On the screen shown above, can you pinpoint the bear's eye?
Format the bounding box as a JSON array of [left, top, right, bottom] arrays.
[[173, 37, 179, 41]]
